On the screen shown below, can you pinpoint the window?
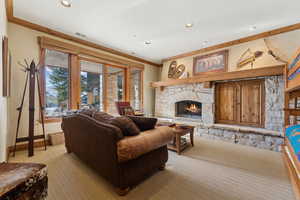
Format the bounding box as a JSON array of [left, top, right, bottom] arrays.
[[44, 49, 69, 118], [80, 60, 104, 111], [215, 79, 265, 127], [40, 37, 145, 121], [130, 68, 143, 111], [41, 50, 144, 121], [106, 66, 125, 115]]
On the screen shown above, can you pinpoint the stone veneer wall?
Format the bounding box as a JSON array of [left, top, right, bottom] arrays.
[[155, 75, 285, 151]]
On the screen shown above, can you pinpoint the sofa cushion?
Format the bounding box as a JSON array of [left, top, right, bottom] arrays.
[[110, 117, 140, 136], [93, 112, 114, 123], [117, 126, 174, 162], [127, 116, 157, 131], [77, 108, 97, 117]]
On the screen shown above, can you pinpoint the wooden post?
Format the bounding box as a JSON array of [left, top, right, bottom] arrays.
[[28, 61, 36, 157]]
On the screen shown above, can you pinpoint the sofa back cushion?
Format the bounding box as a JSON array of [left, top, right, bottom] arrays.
[[93, 112, 115, 123], [110, 117, 140, 136], [127, 116, 157, 131], [77, 108, 97, 117]]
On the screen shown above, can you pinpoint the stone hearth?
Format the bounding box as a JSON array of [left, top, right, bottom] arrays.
[[155, 76, 285, 151]]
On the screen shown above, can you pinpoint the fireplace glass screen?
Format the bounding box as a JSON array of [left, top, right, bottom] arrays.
[[175, 100, 202, 119]]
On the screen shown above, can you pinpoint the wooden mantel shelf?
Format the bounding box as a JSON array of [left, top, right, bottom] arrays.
[[151, 65, 285, 88]]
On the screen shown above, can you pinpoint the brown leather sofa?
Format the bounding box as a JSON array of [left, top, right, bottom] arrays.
[[61, 112, 173, 195]]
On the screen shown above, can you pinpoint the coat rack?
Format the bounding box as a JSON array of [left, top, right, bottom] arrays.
[[13, 60, 47, 157]]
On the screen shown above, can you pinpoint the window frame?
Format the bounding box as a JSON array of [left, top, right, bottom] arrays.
[[129, 66, 144, 111], [39, 48, 144, 123], [39, 48, 71, 122]]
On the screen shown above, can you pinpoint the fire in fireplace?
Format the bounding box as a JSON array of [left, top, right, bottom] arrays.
[[175, 100, 202, 119]]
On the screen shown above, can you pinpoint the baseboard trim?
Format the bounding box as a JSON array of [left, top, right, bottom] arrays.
[[7, 139, 50, 159]]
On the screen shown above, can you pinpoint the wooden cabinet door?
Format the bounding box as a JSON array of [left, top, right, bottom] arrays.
[[215, 79, 265, 127], [239, 80, 264, 127], [215, 82, 237, 123]]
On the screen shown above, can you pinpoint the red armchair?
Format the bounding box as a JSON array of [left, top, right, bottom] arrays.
[[115, 101, 143, 116]]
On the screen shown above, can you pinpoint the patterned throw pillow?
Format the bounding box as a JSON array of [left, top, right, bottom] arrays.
[[110, 116, 140, 136], [127, 116, 157, 131]]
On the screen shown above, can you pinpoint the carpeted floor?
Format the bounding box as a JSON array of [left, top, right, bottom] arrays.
[[9, 137, 295, 200]]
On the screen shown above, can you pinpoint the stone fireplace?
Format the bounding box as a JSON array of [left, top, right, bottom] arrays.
[[155, 76, 285, 152], [175, 100, 202, 119]]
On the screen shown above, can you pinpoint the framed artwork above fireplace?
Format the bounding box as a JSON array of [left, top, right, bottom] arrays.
[[193, 50, 228, 76]]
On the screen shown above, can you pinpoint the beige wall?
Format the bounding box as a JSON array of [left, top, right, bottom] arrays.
[[0, 0, 8, 161], [161, 30, 300, 81], [7, 23, 160, 146]]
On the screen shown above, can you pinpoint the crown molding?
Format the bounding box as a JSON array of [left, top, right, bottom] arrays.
[[5, 0, 161, 67], [163, 23, 300, 62]]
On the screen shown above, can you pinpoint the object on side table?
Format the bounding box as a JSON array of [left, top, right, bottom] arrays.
[[168, 124, 195, 155], [0, 162, 48, 200]]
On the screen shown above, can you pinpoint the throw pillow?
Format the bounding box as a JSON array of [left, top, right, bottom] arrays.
[[127, 116, 157, 131], [93, 112, 114, 123], [110, 116, 140, 136]]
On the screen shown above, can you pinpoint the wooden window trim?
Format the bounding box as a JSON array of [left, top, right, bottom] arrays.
[[79, 58, 128, 112], [39, 48, 71, 123], [129, 67, 144, 111], [215, 79, 265, 128], [39, 44, 145, 122]]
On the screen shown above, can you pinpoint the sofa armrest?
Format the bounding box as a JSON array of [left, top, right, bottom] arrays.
[[61, 114, 121, 186]]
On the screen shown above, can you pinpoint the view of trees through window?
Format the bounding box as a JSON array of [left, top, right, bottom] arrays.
[[43, 49, 143, 118], [80, 60, 104, 111], [45, 50, 69, 118]]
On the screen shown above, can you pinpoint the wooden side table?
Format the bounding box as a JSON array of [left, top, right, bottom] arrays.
[[168, 125, 195, 155]]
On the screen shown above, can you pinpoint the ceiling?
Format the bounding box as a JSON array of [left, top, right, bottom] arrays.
[[13, 0, 300, 64]]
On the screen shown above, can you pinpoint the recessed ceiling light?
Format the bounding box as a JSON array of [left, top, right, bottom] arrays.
[[203, 41, 208, 45], [61, 0, 71, 7], [185, 23, 193, 28], [250, 26, 257, 31], [145, 41, 151, 45]]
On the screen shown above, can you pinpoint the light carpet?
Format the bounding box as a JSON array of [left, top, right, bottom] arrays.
[[9, 137, 294, 200]]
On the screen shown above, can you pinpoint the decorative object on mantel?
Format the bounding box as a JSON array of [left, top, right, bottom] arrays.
[[179, 71, 189, 79], [237, 48, 263, 69], [193, 50, 228, 76], [168, 60, 186, 79], [13, 60, 47, 157], [264, 38, 288, 64]]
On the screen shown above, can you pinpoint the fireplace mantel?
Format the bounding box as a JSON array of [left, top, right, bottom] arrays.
[[151, 65, 284, 89]]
